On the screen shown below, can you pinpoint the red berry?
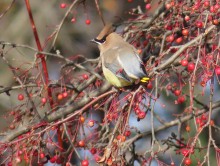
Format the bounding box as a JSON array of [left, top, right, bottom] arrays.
[[181, 59, 188, 66], [174, 90, 181, 96], [212, 19, 219, 25], [145, 3, 151, 9], [18, 94, 24, 101], [167, 85, 172, 90], [90, 148, 97, 154], [214, 4, 220, 10], [66, 162, 71, 166], [41, 97, 47, 104], [170, 162, 175, 166], [184, 158, 191, 165], [15, 157, 22, 164], [182, 29, 189, 36], [181, 149, 189, 157], [40, 152, 45, 159], [50, 157, 56, 163], [78, 140, 85, 147], [125, 130, 131, 137], [81, 159, 89, 166], [60, 3, 67, 8], [215, 67, 220, 75], [138, 111, 146, 119], [88, 120, 95, 127], [80, 116, 85, 123], [63, 92, 68, 98], [166, 35, 174, 42], [196, 21, 203, 28], [175, 37, 183, 44], [7, 162, 12, 166], [177, 95, 185, 103], [116, 135, 126, 142], [57, 94, 63, 100], [201, 114, 207, 121], [71, 18, 76, 23], [185, 15, 190, 21], [9, 124, 15, 130], [187, 63, 195, 72], [134, 108, 141, 115], [85, 19, 91, 25], [146, 82, 153, 89], [165, 3, 172, 9], [56, 157, 62, 164], [82, 74, 89, 80], [204, 1, 210, 7], [210, 6, 216, 13], [127, 0, 133, 2]]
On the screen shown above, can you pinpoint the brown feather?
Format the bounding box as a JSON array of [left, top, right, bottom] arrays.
[[96, 23, 115, 40]]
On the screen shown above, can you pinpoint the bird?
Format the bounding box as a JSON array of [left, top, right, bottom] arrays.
[[91, 24, 150, 87]]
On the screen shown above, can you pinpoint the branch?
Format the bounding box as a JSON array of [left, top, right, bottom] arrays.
[[122, 100, 220, 152], [154, 25, 216, 73]]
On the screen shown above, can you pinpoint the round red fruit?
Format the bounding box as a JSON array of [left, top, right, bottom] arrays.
[[176, 37, 183, 44], [50, 157, 56, 163], [181, 59, 188, 66], [182, 29, 189, 36], [90, 148, 97, 154], [40, 152, 45, 159], [196, 21, 203, 28], [177, 95, 185, 103], [71, 18, 76, 23], [85, 19, 91, 25], [82, 74, 89, 80], [185, 15, 190, 21], [63, 92, 68, 98], [138, 111, 146, 119], [41, 97, 47, 104], [60, 3, 67, 8], [166, 35, 174, 42], [125, 130, 131, 137], [116, 135, 126, 142], [81, 159, 89, 166], [215, 67, 220, 75], [174, 89, 181, 96], [88, 120, 95, 127], [18, 94, 24, 101], [165, 3, 172, 9], [181, 149, 189, 157], [15, 157, 22, 164], [145, 4, 151, 9], [57, 94, 63, 100], [147, 82, 153, 89], [184, 158, 191, 165], [212, 19, 219, 25], [78, 140, 85, 147], [80, 116, 85, 123], [204, 1, 210, 7], [187, 63, 195, 72]]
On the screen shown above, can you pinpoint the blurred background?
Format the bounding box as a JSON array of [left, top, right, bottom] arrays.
[[0, 0, 220, 166]]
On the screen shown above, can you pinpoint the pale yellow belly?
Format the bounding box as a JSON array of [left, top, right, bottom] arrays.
[[102, 66, 132, 87]]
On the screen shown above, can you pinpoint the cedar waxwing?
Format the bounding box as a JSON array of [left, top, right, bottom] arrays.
[[91, 24, 150, 87]]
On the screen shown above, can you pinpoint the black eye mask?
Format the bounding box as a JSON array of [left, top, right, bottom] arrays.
[[94, 35, 107, 44]]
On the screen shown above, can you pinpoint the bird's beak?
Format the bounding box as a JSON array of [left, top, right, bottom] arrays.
[[90, 39, 97, 43]]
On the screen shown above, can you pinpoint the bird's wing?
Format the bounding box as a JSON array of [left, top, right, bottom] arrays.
[[117, 46, 147, 79], [102, 50, 132, 82]]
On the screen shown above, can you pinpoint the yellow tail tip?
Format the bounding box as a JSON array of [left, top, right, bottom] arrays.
[[141, 77, 150, 82]]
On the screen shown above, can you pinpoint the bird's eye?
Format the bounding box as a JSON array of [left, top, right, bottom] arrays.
[[94, 38, 106, 44]]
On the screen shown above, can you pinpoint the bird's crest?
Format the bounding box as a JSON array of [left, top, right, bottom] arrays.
[[96, 23, 116, 40]]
